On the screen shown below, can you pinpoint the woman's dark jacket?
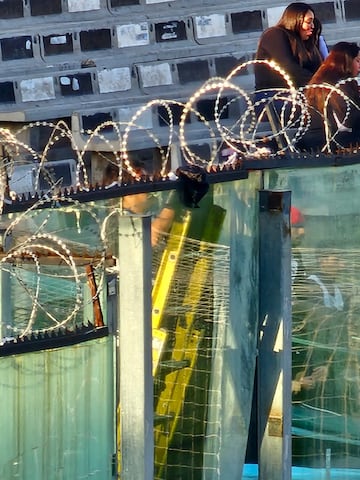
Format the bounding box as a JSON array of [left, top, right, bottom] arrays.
[[255, 26, 322, 90]]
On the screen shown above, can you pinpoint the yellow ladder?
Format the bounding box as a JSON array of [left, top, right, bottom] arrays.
[[153, 204, 226, 479], [152, 209, 192, 376]]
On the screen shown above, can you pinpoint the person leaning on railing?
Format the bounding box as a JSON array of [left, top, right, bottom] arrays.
[[103, 161, 176, 248], [297, 41, 360, 152]]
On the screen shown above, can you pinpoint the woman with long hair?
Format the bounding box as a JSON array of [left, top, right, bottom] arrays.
[[299, 41, 360, 151], [255, 2, 323, 91]]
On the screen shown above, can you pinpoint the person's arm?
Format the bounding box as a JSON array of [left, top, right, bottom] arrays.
[[256, 27, 314, 88], [151, 207, 175, 247]]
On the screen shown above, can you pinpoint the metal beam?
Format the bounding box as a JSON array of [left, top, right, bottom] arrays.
[[117, 215, 154, 480], [258, 190, 292, 480], [0, 266, 13, 340]]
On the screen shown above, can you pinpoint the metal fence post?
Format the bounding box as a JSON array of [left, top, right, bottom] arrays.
[[0, 266, 12, 340], [117, 214, 153, 480], [258, 190, 292, 480]]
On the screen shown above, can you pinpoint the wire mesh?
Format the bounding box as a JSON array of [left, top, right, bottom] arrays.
[[292, 247, 360, 469], [152, 231, 230, 480]]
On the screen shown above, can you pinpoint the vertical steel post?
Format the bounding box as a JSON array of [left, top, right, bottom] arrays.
[[117, 215, 153, 480], [0, 266, 12, 339], [258, 190, 292, 480]]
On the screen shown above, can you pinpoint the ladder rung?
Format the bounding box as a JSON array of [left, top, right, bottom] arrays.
[[154, 413, 174, 425], [165, 305, 192, 315], [159, 359, 190, 372]]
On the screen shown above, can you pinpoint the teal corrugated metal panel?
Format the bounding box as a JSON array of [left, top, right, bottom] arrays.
[[0, 336, 114, 480]]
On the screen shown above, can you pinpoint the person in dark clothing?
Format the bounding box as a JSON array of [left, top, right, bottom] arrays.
[[298, 41, 360, 152], [253, 3, 323, 143], [255, 2, 322, 91], [292, 251, 348, 407], [291, 247, 360, 467]]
